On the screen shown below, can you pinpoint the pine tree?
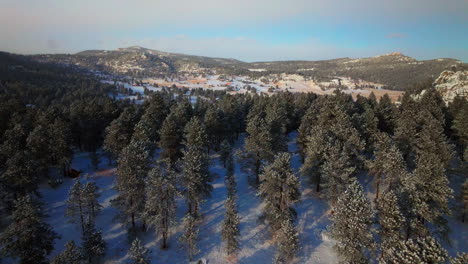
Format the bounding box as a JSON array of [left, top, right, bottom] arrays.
[[179, 214, 200, 261], [204, 106, 224, 151], [265, 98, 289, 153], [137, 93, 169, 144], [274, 218, 299, 264], [222, 196, 240, 257], [376, 94, 397, 135], [66, 181, 87, 234], [81, 222, 106, 264], [462, 179, 468, 223], [51, 240, 83, 264], [367, 132, 407, 200], [82, 182, 102, 224], [159, 114, 182, 164], [219, 139, 232, 168], [26, 123, 53, 174], [244, 114, 274, 184], [113, 140, 150, 228], [144, 163, 178, 249], [1, 151, 38, 198], [301, 105, 364, 193], [450, 252, 468, 264], [258, 153, 300, 232], [103, 107, 138, 162], [403, 141, 453, 236], [320, 143, 355, 204], [181, 118, 212, 217], [377, 191, 404, 263], [0, 196, 58, 264], [128, 238, 150, 264], [451, 101, 468, 160], [183, 116, 208, 151], [225, 154, 237, 197], [328, 178, 375, 264], [49, 118, 73, 175], [381, 235, 447, 264]]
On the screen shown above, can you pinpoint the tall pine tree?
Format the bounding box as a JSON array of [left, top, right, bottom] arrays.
[[258, 153, 300, 232], [0, 196, 58, 264], [113, 140, 150, 228], [144, 162, 178, 249], [328, 178, 375, 264]]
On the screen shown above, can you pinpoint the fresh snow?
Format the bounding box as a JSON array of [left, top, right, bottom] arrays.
[[37, 133, 466, 263]]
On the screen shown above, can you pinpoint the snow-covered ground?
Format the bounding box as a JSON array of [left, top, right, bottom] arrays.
[[39, 133, 466, 263]]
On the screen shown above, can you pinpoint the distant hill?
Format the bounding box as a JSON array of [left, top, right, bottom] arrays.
[[29, 47, 466, 91]]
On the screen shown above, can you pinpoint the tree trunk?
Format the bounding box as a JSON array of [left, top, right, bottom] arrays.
[[316, 175, 321, 192], [131, 212, 135, 228]]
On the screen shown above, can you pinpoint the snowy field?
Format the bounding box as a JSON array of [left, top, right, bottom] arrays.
[[39, 133, 466, 263]]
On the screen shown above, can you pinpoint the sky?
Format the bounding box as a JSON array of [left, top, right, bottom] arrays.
[[0, 0, 467, 62]]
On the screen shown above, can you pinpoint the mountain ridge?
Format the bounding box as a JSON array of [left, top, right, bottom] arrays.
[[28, 46, 467, 91]]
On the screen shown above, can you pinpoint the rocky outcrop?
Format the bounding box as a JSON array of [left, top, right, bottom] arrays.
[[434, 70, 467, 103]]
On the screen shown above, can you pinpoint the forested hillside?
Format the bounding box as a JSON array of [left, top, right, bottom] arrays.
[[0, 53, 467, 264], [32, 47, 467, 91]]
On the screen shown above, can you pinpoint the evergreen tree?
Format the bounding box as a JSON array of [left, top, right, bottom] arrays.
[[82, 182, 102, 224], [139, 93, 169, 144], [144, 163, 178, 249], [244, 114, 274, 184], [179, 214, 200, 261], [225, 154, 237, 197], [219, 139, 232, 168], [66, 181, 87, 234], [128, 238, 150, 264], [402, 140, 453, 237], [376, 94, 397, 135], [26, 123, 54, 174], [1, 151, 38, 199], [51, 240, 83, 264], [462, 179, 468, 223], [320, 143, 355, 204], [49, 118, 73, 175], [81, 222, 106, 264], [113, 140, 150, 228], [367, 132, 407, 200], [181, 145, 212, 217], [159, 114, 181, 164], [301, 105, 364, 193], [181, 118, 212, 217], [450, 252, 468, 264], [451, 101, 468, 160], [0, 196, 58, 264], [258, 153, 300, 232], [103, 107, 138, 162], [274, 218, 299, 264], [183, 116, 208, 151], [265, 98, 289, 153], [204, 106, 224, 151], [222, 196, 240, 257], [381, 236, 447, 264], [328, 178, 375, 264], [377, 191, 404, 263]]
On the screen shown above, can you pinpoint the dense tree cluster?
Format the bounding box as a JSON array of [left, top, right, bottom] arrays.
[[1, 55, 466, 263]]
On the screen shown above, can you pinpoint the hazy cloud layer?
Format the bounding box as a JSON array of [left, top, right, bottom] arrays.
[[0, 0, 467, 61]]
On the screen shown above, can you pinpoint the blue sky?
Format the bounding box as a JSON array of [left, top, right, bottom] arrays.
[[0, 0, 467, 62]]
